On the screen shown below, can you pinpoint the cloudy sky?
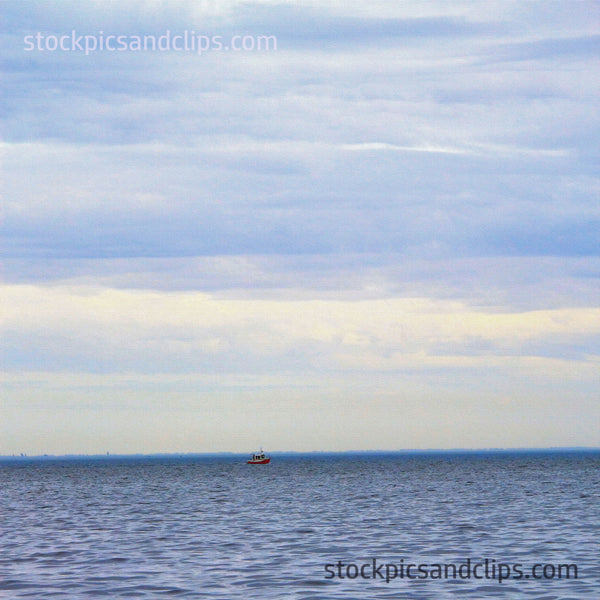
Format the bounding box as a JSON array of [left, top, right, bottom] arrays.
[[1, 0, 599, 455]]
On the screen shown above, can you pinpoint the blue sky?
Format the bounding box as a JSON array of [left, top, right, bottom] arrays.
[[1, 1, 599, 454]]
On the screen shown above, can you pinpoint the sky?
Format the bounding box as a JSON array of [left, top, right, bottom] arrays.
[[1, 0, 599, 455]]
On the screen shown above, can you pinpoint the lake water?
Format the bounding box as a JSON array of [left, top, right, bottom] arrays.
[[1, 451, 598, 599]]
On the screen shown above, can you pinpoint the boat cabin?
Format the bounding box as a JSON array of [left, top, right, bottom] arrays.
[[247, 449, 270, 464]]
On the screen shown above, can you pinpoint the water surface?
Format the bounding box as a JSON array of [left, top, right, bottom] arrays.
[[1, 450, 598, 598]]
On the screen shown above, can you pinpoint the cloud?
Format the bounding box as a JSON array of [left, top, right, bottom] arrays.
[[2, 255, 599, 314], [3, 136, 598, 260], [341, 142, 469, 154], [232, 5, 503, 47], [1, 1, 599, 452], [488, 34, 600, 63], [2, 281, 599, 453], [2, 283, 598, 375]]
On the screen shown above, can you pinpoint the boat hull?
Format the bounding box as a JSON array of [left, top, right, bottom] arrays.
[[247, 458, 271, 464]]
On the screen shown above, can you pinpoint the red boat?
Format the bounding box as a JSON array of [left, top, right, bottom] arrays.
[[247, 449, 270, 464]]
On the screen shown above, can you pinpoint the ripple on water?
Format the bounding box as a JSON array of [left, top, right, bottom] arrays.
[[1, 453, 599, 599]]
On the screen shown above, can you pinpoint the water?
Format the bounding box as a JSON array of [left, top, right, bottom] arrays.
[[1, 451, 598, 599]]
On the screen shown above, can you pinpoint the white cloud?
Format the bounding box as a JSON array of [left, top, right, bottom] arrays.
[[2, 284, 598, 376], [2, 0, 598, 453]]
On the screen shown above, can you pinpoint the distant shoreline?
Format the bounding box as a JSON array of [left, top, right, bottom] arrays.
[[2, 447, 599, 461]]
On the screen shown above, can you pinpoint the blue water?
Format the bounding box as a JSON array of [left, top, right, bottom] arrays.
[[1, 451, 598, 599]]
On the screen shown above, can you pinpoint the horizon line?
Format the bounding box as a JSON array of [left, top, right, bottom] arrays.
[[2, 446, 599, 460]]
